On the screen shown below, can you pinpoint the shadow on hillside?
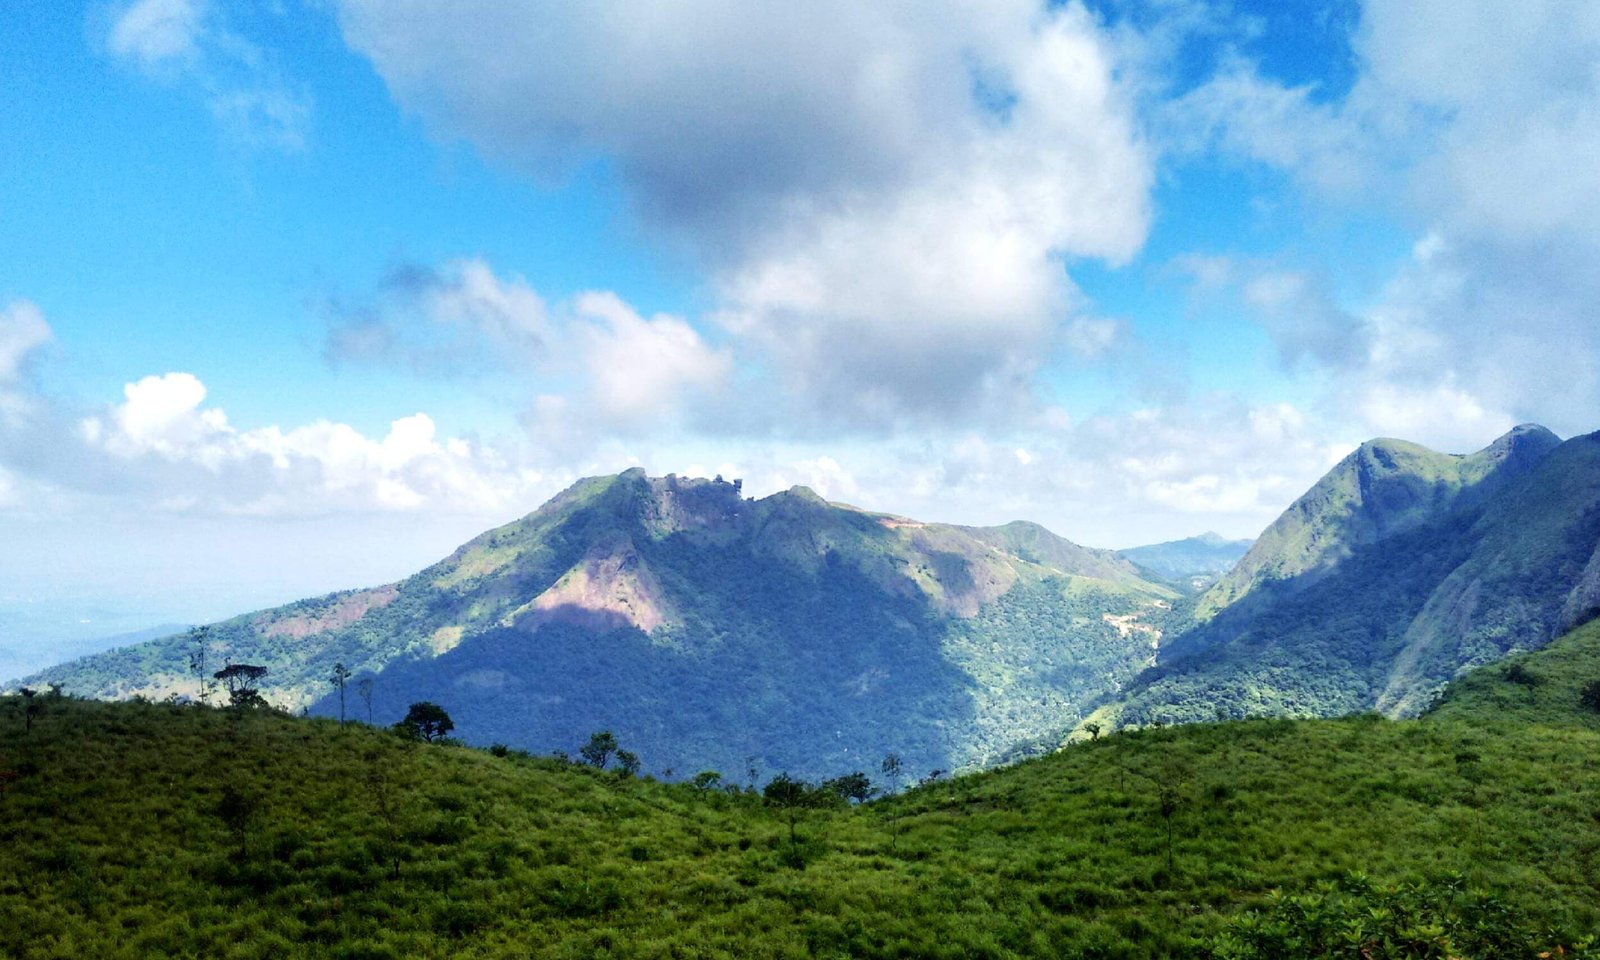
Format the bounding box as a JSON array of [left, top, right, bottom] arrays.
[[311, 546, 981, 784]]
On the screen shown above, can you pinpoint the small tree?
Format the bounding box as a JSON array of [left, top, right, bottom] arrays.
[[19, 688, 40, 735], [615, 749, 641, 777], [356, 678, 374, 724], [216, 785, 258, 862], [188, 626, 212, 705], [881, 752, 904, 849], [397, 701, 453, 743], [691, 770, 723, 791], [1579, 679, 1600, 713], [331, 662, 352, 725], [1084, 722, 1102, 742], [822, 770, 874, 804], [580, 730, 619, 769], [1145, 759, 1193, 877], [1504, 662, 1544, 699], [213, 663, 269, 709], [763, 773, 830, 846]]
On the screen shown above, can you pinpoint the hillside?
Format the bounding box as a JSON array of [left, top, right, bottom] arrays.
[[16, 471, 1176, 780], [3, 644, 1598, 958], [1088, 426, 1600, 729], [1118, 533, 1253, 587]]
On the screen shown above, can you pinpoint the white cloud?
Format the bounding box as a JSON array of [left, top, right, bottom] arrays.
[[0, 301, 52, 384], [324, 259, 549, 373], [108, 0, 201, 67], [77, 372, 547, 516], [1161, 1, 1600, 440], [573, 292, 731, 425], [104, 0, 311, 151], [335, 1, 1153, 426], [0, 300, 53, 424]]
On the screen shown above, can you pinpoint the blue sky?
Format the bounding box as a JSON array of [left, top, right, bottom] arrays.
[[3, 0, 1598, 678]]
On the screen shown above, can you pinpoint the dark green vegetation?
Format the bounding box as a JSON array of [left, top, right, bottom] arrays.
[[1118, 533, 1254, 586], [17, 470, 1173, 779], [1089, 425, 1600, 730], [6, 621, 1600, 958]]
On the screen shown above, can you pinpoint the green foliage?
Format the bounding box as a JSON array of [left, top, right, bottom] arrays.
[[397, 702, 453, 743], [1208, 873, 1597, 960], [1, 691, 1597, 957], [579, 731, 618, 769], [1580, 679, 1600, 713]]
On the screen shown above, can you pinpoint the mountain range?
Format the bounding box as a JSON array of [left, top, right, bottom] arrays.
[[19, 423, 1600, 778], [18, 470, 1176, 779]]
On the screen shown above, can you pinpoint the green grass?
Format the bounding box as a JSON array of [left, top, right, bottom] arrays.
[[6, 616, 1600, 960]]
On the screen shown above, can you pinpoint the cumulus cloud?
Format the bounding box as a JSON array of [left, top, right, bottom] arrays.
[[104, 0, 311, 150], [573, 292, 731, 426], [74, 372, 546, 515], [335, 0, 1153, 426]]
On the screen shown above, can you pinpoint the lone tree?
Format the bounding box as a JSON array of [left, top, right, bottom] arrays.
[[19, 688, 40, 735], [1580, 679, 1600, 713], [881, 753, 905, 848], [1142, 758, 1193, 878], [331, 662, 352, 725], [823, 771, 875, 804], [356, 678, 374, 724], [213, 663, 268, 709], [1084, 722, 1102, 742], [615, 749, 641, 777], [580, 730, 619, 769], [188, 625, 212, 705], [1504, 662, 1545, 699], [763, 773, 832, 846], [216, 785, 259, 862], [398, 701, 453, 743]]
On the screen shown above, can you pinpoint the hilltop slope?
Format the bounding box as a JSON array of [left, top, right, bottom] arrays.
[[3, 647, 1598, 958], [20, 471, 1175, 779]]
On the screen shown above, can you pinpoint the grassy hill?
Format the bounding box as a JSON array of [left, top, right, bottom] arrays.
[[13, 471, 1175, 780], [4, 623, 1600, 958]]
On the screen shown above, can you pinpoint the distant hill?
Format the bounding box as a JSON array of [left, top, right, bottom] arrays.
[[1118, 532, 1253, 585], [1088, 424, 1600, 729], [18, 470, 1175, 779]]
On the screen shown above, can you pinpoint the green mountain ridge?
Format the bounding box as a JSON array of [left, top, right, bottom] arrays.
[[1088, 425, 1600, 730], [16, 469, 1176, 780]]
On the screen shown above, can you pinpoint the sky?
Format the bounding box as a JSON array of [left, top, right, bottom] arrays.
[[3, 0, 1599, 678]]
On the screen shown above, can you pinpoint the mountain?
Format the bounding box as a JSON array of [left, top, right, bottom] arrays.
[[1195, 424, 1561, 620], [18, 469, 1176, 779], [1088, 424, 1600, 728], [1117, 532, 1253, 585]]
